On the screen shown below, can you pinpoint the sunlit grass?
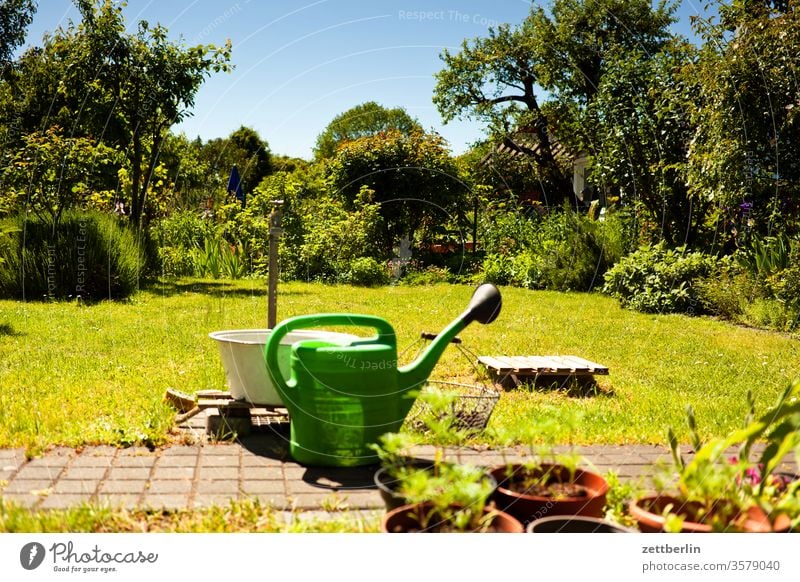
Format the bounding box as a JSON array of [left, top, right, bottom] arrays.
[[0, 279, 797, 454], [0, 498, 380, 533]]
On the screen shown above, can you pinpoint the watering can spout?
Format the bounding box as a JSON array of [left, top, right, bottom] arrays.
[[398, 283, 502, 391]]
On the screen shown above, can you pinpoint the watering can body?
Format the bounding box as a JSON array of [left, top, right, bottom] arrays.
[[264, 315, 421, 466], [264, 284, 503, 467]]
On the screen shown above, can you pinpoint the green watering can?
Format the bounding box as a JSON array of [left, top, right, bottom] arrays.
[[264, 284, 502, 466]]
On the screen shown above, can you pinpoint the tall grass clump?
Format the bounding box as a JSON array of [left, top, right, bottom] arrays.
[[0, 211, 143, 300]]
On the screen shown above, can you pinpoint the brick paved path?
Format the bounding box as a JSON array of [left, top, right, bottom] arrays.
[[0, 437, 675, 512], [1, 422, 795, 513]]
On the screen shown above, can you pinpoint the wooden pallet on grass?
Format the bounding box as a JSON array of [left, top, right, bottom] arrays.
[[477, 355, 609, 389], [165, 388, 289, 438]]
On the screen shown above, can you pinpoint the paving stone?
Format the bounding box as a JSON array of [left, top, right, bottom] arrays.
[[147, 480, 192, 494], [115, 456, 157, 468], [241, 454, 284, 467], [52, 480, 98, 494], [155, 456, 197, 468], [198, 455, 239, 468], [0, 448, 25, 461], [9, 465, 60, 480], [240, 480, 285, 495], [106, 467, 151, 480], [25, 457, 69, 470], [196, 467, 239, 481], [98, 480, 148, 494], [282, 466, 308, 480], [150, 467, 195, 480], [70, 455, 115, 468], [39, 494, 93, 510], [61, 466, 107, 480], [285, 479, 341, 495], [240, 465, 282, 480], [195, 480, 239, 495]]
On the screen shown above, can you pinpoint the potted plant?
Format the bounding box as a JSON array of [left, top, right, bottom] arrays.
[[373, 391, 522, 533], [380, 465, 522, 533], [489, 453, 610, 526], [629, 380, 800, 533], [486, 421, 610, 526]]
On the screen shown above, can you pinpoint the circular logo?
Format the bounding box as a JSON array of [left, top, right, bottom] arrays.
[[20, 542, 46, 570]]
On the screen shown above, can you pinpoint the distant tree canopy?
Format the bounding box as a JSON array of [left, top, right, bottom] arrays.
[[433, 0, 677, 207], [0, 0, 36, 69], [326, 129, 464, 253], [314, 101, 422, 160], [200, 126, 272, 202]]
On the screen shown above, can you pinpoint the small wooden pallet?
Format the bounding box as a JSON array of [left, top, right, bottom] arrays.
[[477, 355, 609, 388], [165, 388, 289, 437]]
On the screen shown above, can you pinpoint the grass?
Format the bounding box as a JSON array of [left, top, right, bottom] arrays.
[[0, 279, 798, 456], [0, 498, 380, 532]]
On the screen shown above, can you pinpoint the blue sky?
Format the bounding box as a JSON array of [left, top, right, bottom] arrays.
[[22, 0, 711, 159]]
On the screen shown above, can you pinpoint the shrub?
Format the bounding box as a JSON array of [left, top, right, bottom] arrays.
[[339, 257, 389, 287], [602, 243, 717, 313], [480, 253, 514, 286], [296, 190, 385, 282], [0, 212, 143, 300], [151, 211, 215, 277], [697, 244, 800, 331], [479, 206, 632, 291], [400, 265, 451, 286], [696, 258, 760, 319]]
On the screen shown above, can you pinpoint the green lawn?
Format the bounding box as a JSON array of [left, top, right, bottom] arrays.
[[0, 279, 798, 455]]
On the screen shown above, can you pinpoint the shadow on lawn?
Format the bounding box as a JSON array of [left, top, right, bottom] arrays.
[[501, 377, 616, 398], [146, 280, 311, 299], [0, 322, 23, 337]]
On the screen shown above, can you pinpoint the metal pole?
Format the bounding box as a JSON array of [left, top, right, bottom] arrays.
[[267, 200, 284, 329]]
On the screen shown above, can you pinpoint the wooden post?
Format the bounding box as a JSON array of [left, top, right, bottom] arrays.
[[267, 200, 284, 329]]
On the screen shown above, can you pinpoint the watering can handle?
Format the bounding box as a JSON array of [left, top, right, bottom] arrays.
[[264, 314, 396, 392]]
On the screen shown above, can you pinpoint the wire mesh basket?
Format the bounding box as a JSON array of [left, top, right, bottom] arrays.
[[400, 332, 500, 434], [404, 380, 500, 434]]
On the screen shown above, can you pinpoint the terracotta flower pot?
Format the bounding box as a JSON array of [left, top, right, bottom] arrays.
[[526, 515, 633, 533], [628, 495, 792, 533], [489, 463, 609, 525], [381, 501, 524, 533]]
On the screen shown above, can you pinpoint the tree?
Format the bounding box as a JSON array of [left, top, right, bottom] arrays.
[[326, 129, 465, 254], [22, 0, 231, 226], [433, 0, 677, 206], [688, 0, 800, 240], [200, 126, 271, 201], [591, 42, 706, 246], [0, 0, 36, 70], [314, 101, 422, 159]]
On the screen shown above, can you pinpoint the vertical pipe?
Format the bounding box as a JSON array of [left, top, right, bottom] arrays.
[[267, 201, 283, 329]]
